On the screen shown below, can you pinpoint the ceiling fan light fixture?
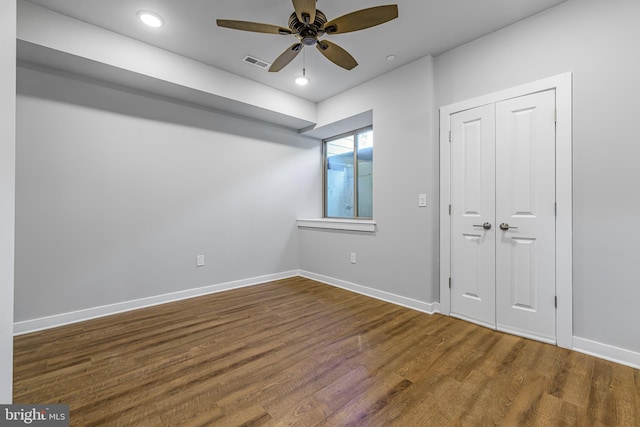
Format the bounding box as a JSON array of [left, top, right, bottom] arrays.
[[137, 11, 165, 28], [295, 76, 310, 86], [295, 70, 310, 86], [301, 36, 317, 46]]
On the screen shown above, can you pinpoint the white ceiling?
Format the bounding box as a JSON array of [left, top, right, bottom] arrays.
[[23, 0, 567, 103]]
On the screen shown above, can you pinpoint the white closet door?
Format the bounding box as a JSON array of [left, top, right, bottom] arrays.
[[495, 90, 557, 343], [450, 104, 496, 328]]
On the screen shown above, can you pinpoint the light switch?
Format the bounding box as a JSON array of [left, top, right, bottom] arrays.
[[196, 255, 205, 267], [418, 194, 427, 207]]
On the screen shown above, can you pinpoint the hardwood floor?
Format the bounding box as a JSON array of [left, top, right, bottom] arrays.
[[13, 277, 640, 426]]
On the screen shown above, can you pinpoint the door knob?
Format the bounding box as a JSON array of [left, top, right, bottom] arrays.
[[473, 222, 492, 230], [499, 223, 518, 231]]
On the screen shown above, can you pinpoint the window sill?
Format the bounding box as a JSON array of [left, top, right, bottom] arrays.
[[297, 218, 376, 233]]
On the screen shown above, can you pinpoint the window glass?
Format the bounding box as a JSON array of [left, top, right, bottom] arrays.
[[324, 127, 372, 218], [325, 135, 355, 218], [357, 129, 373, 218]]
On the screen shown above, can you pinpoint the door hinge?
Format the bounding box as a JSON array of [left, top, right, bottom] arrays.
[[554, 108, 558, 124], [449, 130, 452, 143], [555, 202, 557, 216], [449, 204, 452, 215], [449, 277, 452, 289], [555, 296, 557, 308]]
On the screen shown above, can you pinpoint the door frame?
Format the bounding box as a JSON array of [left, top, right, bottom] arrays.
[[439, 73, 573, 349]]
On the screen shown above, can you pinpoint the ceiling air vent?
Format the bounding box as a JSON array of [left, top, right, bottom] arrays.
[[242, 54, 271, 70]]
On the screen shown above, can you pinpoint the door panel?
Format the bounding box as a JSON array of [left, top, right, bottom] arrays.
[[450, 105, 496, 328], [510, 237, 538, 310], [496, 90, 556, 343]]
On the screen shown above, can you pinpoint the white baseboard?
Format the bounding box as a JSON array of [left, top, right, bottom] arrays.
[[298, 270, 440, 315], [573, 336, 640, 370], [14, 271, 640, 371], [297, 274, 640, 370], [13, 271, 299, 335]]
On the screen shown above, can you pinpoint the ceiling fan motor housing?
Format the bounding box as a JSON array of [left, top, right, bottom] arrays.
[[288, 10, 327, 45]]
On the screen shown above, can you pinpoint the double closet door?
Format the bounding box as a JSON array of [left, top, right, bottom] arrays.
[[450, 90, 557, 344]]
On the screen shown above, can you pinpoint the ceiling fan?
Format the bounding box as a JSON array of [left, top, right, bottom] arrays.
[[217, 0, 399, 72]]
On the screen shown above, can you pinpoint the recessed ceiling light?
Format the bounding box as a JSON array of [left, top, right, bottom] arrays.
[[137, 11, 164, 28], [386, 54, 397, 62]]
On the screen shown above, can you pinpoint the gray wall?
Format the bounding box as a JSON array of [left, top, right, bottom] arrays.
[[14, 65, 320, 322], [0, 0, 16, 404], [299, 56, 440, 304], [434, 0, 640, 353]]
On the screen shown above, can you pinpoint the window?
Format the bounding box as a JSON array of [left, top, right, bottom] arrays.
[[324, 127, 373, 218]]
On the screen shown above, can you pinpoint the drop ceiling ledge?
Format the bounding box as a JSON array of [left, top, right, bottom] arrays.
[[16, 0, 317, 131]]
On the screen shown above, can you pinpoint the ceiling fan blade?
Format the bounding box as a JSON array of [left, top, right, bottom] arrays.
[[217, 19, 292, 35], [292, 0, 316, 24], [324, 5, 398, 35], [316, 40, 358, 70], [269, 43, 303, 72]]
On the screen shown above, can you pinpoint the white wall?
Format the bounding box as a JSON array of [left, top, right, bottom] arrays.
[[14, 65, 320, 323], [299, 56, 440, 305], [0, 0, 16, 404], [435, 0, 640, 353]]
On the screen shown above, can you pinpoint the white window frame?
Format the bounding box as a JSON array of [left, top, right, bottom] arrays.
[[323, 126, 373, 220]]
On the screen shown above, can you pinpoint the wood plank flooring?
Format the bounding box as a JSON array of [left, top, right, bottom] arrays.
[[13, 277, 640, 426]]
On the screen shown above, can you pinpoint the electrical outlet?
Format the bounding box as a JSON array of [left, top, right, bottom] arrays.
[[418, 193, 427, 207], [196, 255, 205, 267], [350, 252, 357, 264]]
